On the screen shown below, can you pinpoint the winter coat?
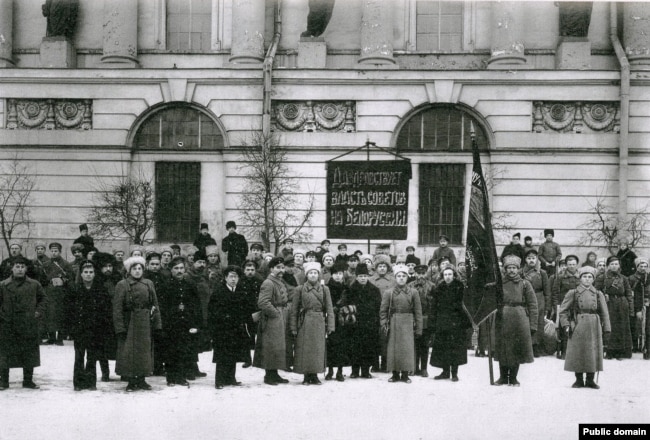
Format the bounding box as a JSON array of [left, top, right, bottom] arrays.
[[31, 255, 51, 287], [157, 277, 202, 365], [560, 284, 611, 373], [495, 273, 537, 366], [538, 241, 562, 268], [97, 272, 118, 360], [239, 275, 262, 349], [380, 284, 423, 372], [72, 234, 95, 255], [522, 265, 551, 346], [501, 243, 525, 264], [253, 274, 288, 370], [431, 246, 456, 267], [0, 257, 41, 290], [344, 281, 382, 366], [193, 233, 217, 253], [370, 273, 396, 295], [629, 272, 650, 314], [221, 232, 248, 267], [290, 282, 335, 374], [552, 269, 580, 310], [209, 280, 253, 362], [594, 270, 633, 357], [429, 279, 470, 368], [0, 276, 47, 369], [411, 278, 434, 331], [44, 256, 75, 333], [113, 277, 162, 377], [326, 279, 351, 367], [185, 267, 212, 352], [617, 248, 638, 277], [64, 280, 112, 349]]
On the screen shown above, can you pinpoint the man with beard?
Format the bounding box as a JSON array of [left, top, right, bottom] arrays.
[[184, 251, 210, 376], [0, 257, 47, 389], [43, 242, 75, 345], [158, 257, 202, 387], [145, 252, 169, 376], [222, 221, 248, 267], [552, 255, 581, 359], [521, 249, 551, 357], [93, 252, 119, 380], [240, 261, 262, 368], [193, 223, 217, 254]]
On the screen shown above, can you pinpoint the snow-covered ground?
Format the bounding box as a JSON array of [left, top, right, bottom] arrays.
[[1, 344, 648, 440]]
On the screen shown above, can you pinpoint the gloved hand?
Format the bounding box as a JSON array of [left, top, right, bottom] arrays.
[[603, 331, 611, 346]]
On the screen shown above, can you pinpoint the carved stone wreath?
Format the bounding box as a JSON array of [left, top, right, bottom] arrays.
[[272, 101, 355, 132], [533, 101, 619, 133], [6, 99, 92, 130]]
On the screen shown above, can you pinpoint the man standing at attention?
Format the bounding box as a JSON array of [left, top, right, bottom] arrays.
[[222, 221, 248, 267]]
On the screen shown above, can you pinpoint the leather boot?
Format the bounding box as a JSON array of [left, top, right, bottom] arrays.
[[434, 367, 450, 380], [509, 365, 520, 386], [572, 373, 584, 388], [350, 365, 360, 378], [494, 365, 508, 386], [585, 373, 600, 389], [360, 366, 372, 378], [451, 365, 459, 382]]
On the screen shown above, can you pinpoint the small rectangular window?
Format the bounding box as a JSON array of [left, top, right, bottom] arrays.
[[416, 0, 463, 51], [419, 163, 465, 245], [167, 0, 212, 52]]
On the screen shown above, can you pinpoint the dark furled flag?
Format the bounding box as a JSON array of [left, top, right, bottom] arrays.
[[463, 124, 503, 325]]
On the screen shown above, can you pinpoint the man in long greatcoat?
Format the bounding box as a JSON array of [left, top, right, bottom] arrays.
[[253, 257, 290, 385], [521, 249, 551, 357], [0, 257, 47, 389]]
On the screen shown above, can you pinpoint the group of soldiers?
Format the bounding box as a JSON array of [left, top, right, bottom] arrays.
[[0, 222, 647, 391]]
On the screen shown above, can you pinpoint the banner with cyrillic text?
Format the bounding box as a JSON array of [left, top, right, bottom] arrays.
[[326, 160, 412, 239]]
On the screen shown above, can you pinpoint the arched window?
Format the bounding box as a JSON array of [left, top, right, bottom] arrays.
[[395, 105, 490, 246], [133, 105, 224, 150], [396, 105, 488, 152]]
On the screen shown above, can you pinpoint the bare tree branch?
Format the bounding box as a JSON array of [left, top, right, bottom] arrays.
[[0, 155, 36, 252], [237, 132, 315, 254], [86, 170, 156, 245], [578, 184, 649, 255]]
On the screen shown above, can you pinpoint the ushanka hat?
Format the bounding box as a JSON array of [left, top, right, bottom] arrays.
[[635, 257, 649, 268], [123, 256, 146, 272], [303, 262, 321, 275], [543, 229, 554, 237], [393, 264, 409, 276], [355, 263, 369, 276], [71, 243, 84, 253], [34, 240, 46, 249], [503, 255, 521, 268], [374, 254, 391, 269], [205, 245, 219, 256], [578, 266, 597, 277]]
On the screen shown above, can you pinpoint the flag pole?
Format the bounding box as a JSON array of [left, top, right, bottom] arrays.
[[470, 122, 497, 385]]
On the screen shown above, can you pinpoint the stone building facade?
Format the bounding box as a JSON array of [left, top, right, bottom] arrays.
[[0, 0, 649, 262]]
